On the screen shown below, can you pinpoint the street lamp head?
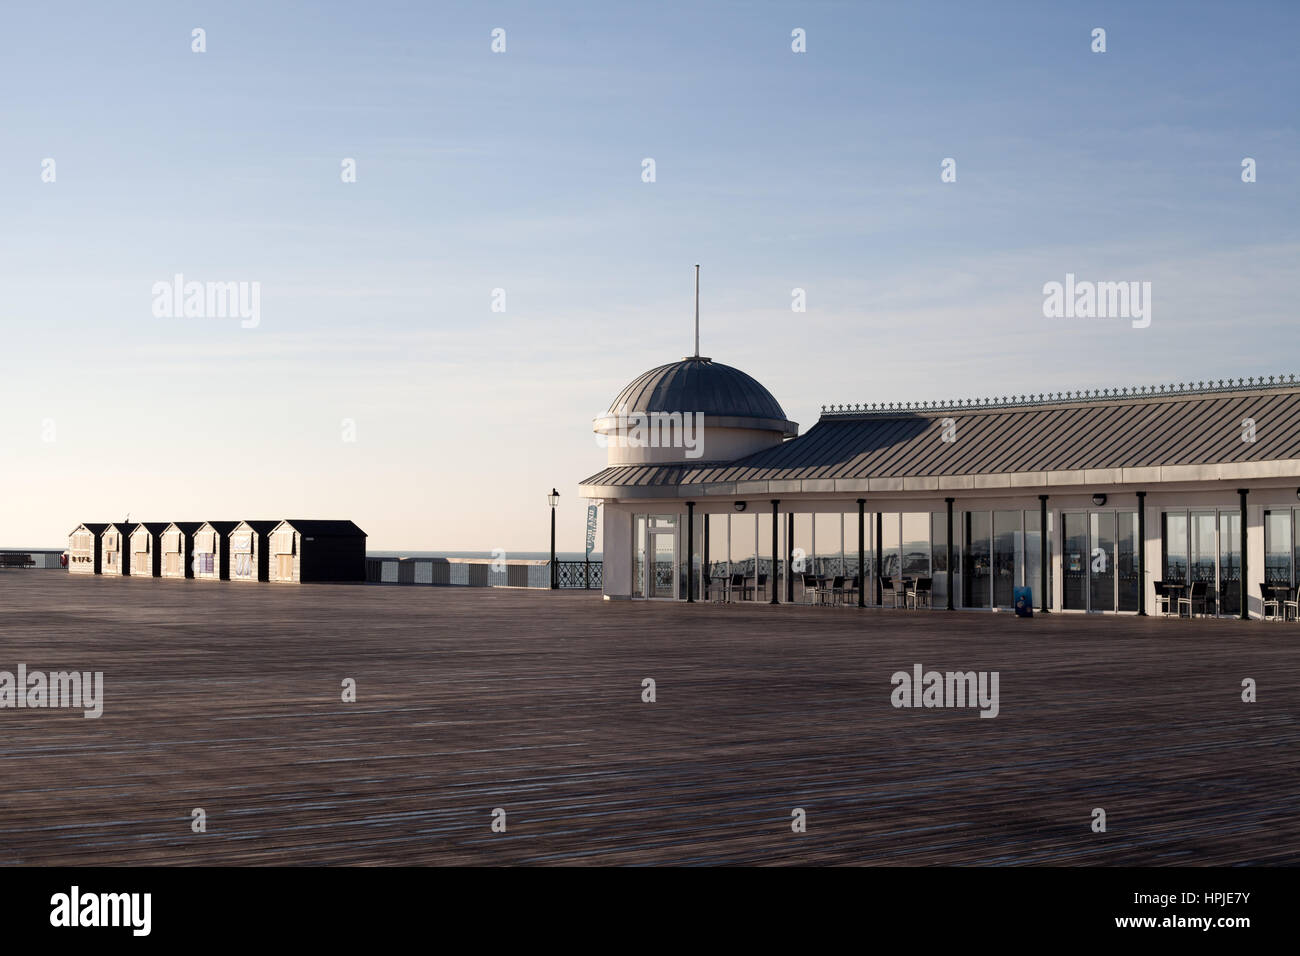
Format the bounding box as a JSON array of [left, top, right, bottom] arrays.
[[548, 488, 560, 508]]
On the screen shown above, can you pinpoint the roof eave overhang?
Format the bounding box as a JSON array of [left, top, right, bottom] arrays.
[[579, 458, 1300, 501]]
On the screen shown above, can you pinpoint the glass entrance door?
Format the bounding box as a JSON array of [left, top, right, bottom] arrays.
[[1190, 511, 1218, 613], [1065, 510, 1138, 612], [1089, 513, 1116, 611], [1063, 513, 1089, 609], [648, 518, 677, 599], [964, 511, 991, 608]]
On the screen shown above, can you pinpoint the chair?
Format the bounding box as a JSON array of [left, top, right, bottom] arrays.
[[842, 573, 861, 606], [1284, 590, 1299, 622], [756, 573, 768, 601], [1178, 581, 1208, 618], [729, 572, 750, 602], [1260, 583, 1279, 621], [802, 573, 821, 605], [892, 577, 909, 608], [909, 577, 932, 609], [1153, 581, 1171, 617], [827, 575, 847, 606]]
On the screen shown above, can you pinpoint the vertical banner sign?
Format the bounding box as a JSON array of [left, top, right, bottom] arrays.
[[585, 505, 598, 558]]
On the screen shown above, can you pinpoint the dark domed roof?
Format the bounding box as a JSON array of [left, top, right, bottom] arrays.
[[607, 357, 790, 422]]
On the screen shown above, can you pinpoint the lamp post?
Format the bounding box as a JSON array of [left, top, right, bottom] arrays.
[[548, 488, 560, 589]]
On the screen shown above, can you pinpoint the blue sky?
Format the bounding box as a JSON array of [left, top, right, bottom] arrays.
[[1, 0, 1297, 549]]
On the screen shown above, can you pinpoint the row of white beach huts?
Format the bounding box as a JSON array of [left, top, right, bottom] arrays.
[[67, 520, 367, 583]]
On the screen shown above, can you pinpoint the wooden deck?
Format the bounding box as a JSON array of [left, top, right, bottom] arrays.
[[1, 572, 1298, 865]]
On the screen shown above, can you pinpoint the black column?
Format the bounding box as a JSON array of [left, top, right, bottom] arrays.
[[857, 499, 866, 608], [1136, 491, 1146, 616], [946, 497, 955, 610], [702, 513, 710, 602], [1039, 494, 1049, 613], [770, 500, 780, 604], [1239, 489, 1249, 620], [875, 511, 883, 604], [685, 502, 695, 603], [786, 512, 795, 602]]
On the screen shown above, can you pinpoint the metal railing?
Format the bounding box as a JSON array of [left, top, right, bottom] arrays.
[[0, 550, 65, 569], [555, 560, 602, 589], [822, 374, 1300, 417], [365, 557, 602, 590]]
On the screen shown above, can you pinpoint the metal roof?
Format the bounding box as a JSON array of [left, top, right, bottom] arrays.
[[69, 523, 109, 535], [280, 519, 367, 536], [607, 357, 789, 422], [238, 520, 280, 534], [581, 384, 1300, 488], [200, 521, 240, 534]]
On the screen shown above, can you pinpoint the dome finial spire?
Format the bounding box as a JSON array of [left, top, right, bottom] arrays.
[[693, 264, 700, 358]]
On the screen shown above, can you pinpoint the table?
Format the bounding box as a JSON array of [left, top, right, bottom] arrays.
[[1267, 584, 1294, 620], [708, 575, 730, 603], [1163, 583, 1188, 617]]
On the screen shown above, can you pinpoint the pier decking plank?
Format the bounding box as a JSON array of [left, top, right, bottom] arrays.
[[1, 573, 1297, 865]]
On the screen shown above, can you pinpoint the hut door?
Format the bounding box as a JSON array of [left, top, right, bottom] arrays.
[[277, 554, 294, 579]]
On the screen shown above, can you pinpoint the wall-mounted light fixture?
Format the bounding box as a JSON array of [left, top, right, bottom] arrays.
[[734, 501, 747, 512], [1092, 493, 1107, 506]]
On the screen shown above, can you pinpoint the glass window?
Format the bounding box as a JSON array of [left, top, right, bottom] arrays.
[[1063, 513, 1088, 610], [632, 515, 646, 598], [793, 513, 813, 583], [1190, 512, 1217, 612], [1088, 513, 1117, 612], [815, 511, 844, 577], [964, 511, 991, 608], [1294, 510, 1300, 592], [1024, 509, 1053, 611], [1265, 511, 1291, 586], [931, 512, 949, 608], [1117, 512, 1140, 612], [901, 513, 930, 580], [729, 513, 757, 601], [880, 513, 901, 580], [849, 511, 872, 598], [757, 511, 773, 601], [992, 510, 1020, 608], [1163, 512, 1188, 583], [654, 522, 676, 599], [1219, 511, 1241, 616]]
